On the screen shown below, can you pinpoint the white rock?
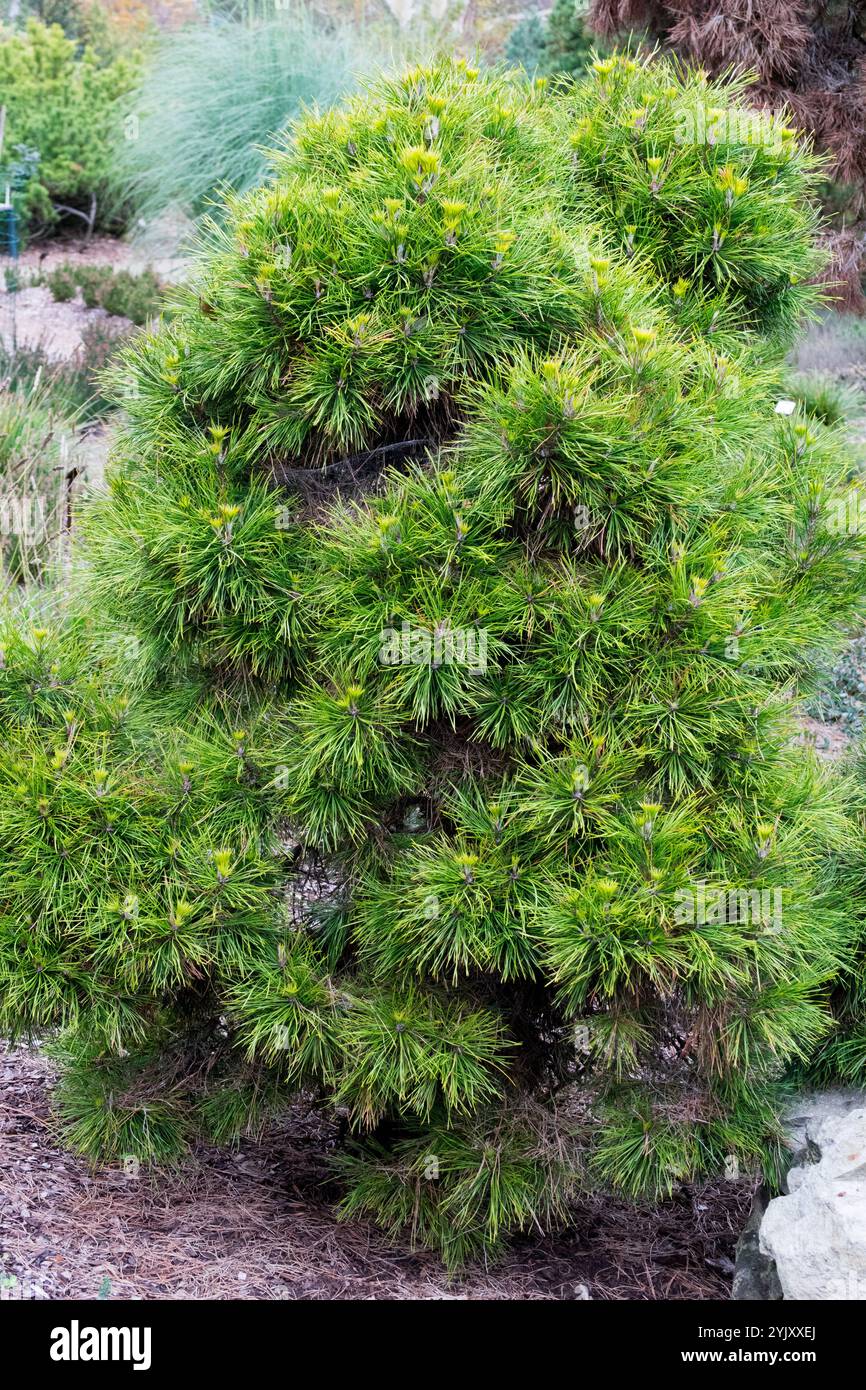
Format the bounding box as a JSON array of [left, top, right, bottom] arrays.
[[759, 1096, 866, 1299]]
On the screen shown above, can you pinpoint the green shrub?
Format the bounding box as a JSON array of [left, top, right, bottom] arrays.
[[782, 370, 864, 429], [97, 268, 163, 324], [2, 55, 864, 1268], [543, 0, 605, 77], [43, 262, 164, 325], [506, 0, 607, 80], [563, 59, 824, 343], [42, 264, 78, 304], [76, 265, 116, 310], [0, 18, 139, 233], [16, 0, 87, 42], [504, 13, 548, 73]]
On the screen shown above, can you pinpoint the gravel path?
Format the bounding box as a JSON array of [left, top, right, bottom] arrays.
[[0, 236, 136, 361]]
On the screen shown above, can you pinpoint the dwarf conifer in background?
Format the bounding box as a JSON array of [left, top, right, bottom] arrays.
[[2, 54, 865, 1267]]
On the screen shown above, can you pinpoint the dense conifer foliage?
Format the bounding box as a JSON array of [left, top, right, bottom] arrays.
[[2, 55, 865, 1266], [588, 2, 866, 308]]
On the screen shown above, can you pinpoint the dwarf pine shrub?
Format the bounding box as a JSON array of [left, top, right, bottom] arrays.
[[2, 54, 866, 1267]]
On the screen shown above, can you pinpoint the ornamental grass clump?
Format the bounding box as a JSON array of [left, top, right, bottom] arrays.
[[2, 54, 865, 1268]]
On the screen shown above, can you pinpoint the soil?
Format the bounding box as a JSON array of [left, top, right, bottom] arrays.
[[798, 714, 852, 760], [0, 1045, 754, 1302]]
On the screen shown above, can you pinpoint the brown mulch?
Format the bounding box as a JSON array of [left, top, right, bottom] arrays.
[[0, 1045, 753, 1301]]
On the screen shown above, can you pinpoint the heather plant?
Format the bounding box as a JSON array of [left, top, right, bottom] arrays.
[[0, 317, 133, 423], [0, 377, 80, 585], [2, 54, 865, 1268]]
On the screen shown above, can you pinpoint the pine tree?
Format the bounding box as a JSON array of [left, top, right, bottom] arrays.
[[2, 54, 866, 1267], [507, 2, 608, 83]]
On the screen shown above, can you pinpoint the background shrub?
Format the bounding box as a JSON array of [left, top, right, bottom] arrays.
[[507, 0, 606, 79], [43, 262, 164, 325], [0, 17, 139, 234]]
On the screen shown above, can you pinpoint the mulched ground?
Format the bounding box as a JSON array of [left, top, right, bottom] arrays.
[[0, 1045, 753, 1301]]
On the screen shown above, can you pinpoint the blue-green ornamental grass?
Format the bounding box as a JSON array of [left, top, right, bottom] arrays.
[[115, 9, 384, 227], [3, 54, 866, 1269]]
